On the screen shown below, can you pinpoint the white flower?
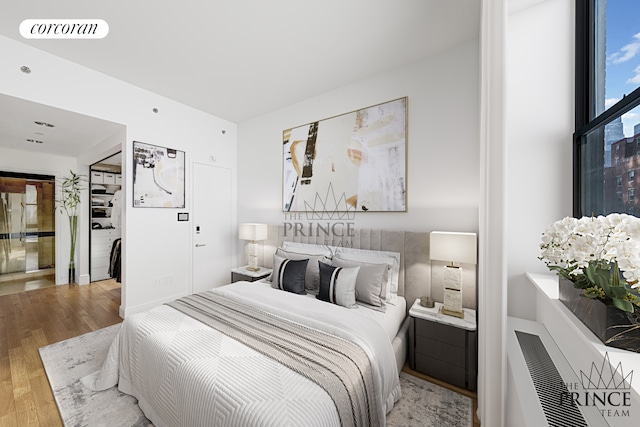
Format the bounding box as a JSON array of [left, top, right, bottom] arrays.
[[540, 213, 640, 289]]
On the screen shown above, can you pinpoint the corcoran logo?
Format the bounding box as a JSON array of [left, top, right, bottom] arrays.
[[20, 19, 109, 39], [560, 352, 633, 419]]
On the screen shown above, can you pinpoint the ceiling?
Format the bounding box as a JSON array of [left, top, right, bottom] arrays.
[[0, 1, 480, 158], [0, 93, 124, 157], [0, 0, 481, 124]]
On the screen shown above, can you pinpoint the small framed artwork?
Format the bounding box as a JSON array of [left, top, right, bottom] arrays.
[[282, 97, 407, 213], [133, 141, 185, 208]]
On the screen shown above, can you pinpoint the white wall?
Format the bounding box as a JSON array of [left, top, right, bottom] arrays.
[[504, 0, 575, 425], [478, 0, 508, 424], [506, 0, 574, 320], [0, 35, 238, 315], [237, 39, 480, 236]]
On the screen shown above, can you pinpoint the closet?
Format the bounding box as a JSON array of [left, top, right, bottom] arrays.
[[90, 153, 122, 282]]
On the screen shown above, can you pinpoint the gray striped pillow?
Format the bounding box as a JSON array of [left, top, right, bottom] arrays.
[[272, 255, 308, 295], [317, 261, 359, 308]]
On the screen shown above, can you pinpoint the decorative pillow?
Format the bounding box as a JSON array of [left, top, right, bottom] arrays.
[[275, 248, 326, 294], [317, 261, 359, 309], [333, 248, 400, 303], [331, 257, 388, 311], [282, 241, 334, 257], [271, 255, 308, 295]]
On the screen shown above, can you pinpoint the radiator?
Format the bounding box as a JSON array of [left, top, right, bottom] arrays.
[[507, 317, 609, 427]]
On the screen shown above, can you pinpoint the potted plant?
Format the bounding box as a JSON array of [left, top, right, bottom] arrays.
[[539, 213, 640, 352], [57, 170, 85, 284]]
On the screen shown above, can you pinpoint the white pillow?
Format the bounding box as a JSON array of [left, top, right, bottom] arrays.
[[282, 241, 334, 257], [333, 247, 400, 302], [331, 257, 387, 312]]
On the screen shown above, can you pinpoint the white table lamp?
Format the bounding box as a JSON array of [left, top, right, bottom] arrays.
[[239, 223, 268, 271], [430, 231, 477, 318]]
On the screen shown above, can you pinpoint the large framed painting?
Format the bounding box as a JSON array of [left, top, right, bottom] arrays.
[[283, 97, 407, 213], [133, 141, 185, 208]]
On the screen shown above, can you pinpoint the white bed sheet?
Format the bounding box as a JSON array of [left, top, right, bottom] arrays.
[[255, 280, 406, 341], [84, 281, 402, 427], [355, 295, 406, 341]]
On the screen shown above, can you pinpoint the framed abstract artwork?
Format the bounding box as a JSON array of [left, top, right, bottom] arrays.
[[133, 141, 185, 208], [283, 97, 407, 213]]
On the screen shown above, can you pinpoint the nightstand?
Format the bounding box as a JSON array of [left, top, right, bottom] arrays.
[[231, 266, 272, 283], [408, 299, 477, 391]]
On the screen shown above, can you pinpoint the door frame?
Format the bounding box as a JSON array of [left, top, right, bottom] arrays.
[[88, 152, 123, 283], [191, 162, 235, 294]]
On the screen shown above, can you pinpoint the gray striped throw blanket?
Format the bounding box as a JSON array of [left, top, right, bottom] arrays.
[[168, 292, 379, 427]]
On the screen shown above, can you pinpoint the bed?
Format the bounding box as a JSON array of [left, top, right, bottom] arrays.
[[83, 226, 432, 427]]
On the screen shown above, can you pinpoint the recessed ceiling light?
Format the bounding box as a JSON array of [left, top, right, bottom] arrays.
[[26, 139, 43, 144], [34, 121, 54, 128], [20, 65, 31, 74]]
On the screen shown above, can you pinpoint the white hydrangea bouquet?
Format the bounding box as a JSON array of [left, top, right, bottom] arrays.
[[539, 213, 640, 313]]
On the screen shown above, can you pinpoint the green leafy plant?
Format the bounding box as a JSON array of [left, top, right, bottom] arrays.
[[553, 261, 639, 313], [56, 171, 85, 276]]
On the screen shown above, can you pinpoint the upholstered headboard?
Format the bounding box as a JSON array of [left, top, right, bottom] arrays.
[[259, 225, 431, 314]]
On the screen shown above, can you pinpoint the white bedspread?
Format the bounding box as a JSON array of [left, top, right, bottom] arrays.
[[83, 282, 401, 427], [256, 280, 406, 341]]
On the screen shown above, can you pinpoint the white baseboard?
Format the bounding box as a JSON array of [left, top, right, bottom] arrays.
[[78, 274, 90, 285]]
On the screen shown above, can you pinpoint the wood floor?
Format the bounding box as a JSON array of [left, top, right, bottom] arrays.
[[0, 280, 122, 427], [0, 272, 56, 297], [0, 280, 480, 427]]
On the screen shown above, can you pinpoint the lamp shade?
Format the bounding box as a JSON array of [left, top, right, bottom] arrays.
[[430, 231, 477, 265], [239, 223, 268, 241]]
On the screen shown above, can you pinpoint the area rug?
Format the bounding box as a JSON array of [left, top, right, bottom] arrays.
[[40, 324, 473, 427]]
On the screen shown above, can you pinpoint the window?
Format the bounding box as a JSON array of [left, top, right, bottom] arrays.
[[574, 0, 640, 217]]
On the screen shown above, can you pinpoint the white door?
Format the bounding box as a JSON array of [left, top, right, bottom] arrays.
[[192, 163, 232, 293]]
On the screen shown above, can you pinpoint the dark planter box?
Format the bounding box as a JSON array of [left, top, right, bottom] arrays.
[[558, 277, 640, 353]]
